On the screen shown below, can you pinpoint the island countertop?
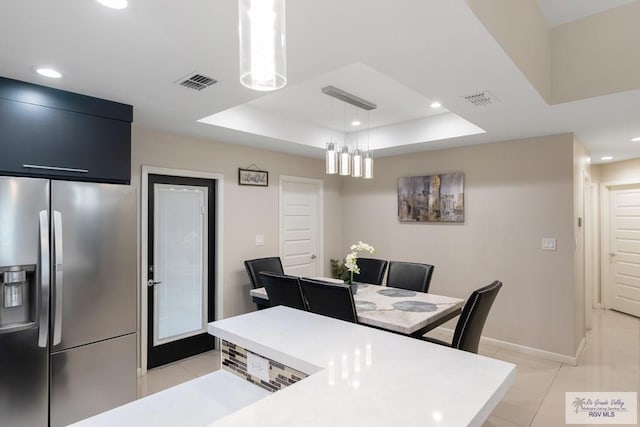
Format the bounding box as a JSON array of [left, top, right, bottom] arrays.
[[207, 306, 515, 427]]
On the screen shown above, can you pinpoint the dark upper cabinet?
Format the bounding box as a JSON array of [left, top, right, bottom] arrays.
[[0, 77, 132, 184]]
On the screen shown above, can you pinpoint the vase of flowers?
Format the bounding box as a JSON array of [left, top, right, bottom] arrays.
[[344, 241, 376, 290]]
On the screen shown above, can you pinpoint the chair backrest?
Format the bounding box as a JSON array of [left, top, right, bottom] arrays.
[[260, 272, 307, 311], [451, 281, 502, 354], [353, 257, 388, 285], [386, 261, 435, 293], [244, 257, 285, 289], [299, 278, 358, 323]]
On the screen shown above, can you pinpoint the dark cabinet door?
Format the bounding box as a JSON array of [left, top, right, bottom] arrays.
[[0, 98, 130, 184]]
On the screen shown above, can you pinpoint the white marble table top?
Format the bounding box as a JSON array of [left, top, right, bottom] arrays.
[[208, 306, 516, 427], [250, 280, 464, 335]]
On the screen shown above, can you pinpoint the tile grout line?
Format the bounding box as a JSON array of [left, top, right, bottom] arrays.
[[526, 361, 564, 426]]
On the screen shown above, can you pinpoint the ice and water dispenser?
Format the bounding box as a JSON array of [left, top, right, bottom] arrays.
[[0, 265, 37, 331]]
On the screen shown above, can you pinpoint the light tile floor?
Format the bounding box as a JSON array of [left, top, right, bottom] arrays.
[[137, 309, 639, 426], [137, 350, 221, 398]]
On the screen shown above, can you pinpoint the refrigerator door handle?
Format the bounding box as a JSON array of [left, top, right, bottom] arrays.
[[52, 210, 64, 346], [38, 210, 50, 348]]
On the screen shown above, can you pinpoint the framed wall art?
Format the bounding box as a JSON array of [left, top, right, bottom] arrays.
[[398, 172, 464, 223], [238, 167, 269, 187]]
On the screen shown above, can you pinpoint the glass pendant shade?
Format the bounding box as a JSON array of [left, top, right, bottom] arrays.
[[339, 146, 351, 176], [363, 152, 374, 179], [352, 148, 363, 178], [326, 142, 338, 174], [239, 0, 287, 91]]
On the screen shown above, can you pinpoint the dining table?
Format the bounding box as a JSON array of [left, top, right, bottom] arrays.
[[250, 278, 464, 338]]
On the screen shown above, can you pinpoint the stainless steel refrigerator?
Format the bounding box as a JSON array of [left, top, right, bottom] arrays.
[[0, 177, 137, 427]]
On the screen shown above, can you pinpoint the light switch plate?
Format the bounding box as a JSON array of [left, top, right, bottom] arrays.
[[246, 351, 270, 382], [255, 234, 264, 246], [542, 238, 557, 251]]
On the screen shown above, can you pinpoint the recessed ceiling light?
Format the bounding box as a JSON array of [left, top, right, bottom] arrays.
[[351, 120, 361, 126], [36, 68, 62, 78], [601, 156, 613, 161], [430, 101, 442, 109], [586, 157, 591, 164], [631, 136, 640, 142], [96, 0, 128, 9]]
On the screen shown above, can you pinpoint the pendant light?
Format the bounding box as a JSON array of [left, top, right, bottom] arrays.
[[363, 111, 374, 179], [339, 146, 351, 176], [325, 98, 338, 174], [339, 100, 351, 176], [238, 0, 287, 91], [326, 141, 338, 174], [321, 86, 376, 179], [352, 107, 363, 177]]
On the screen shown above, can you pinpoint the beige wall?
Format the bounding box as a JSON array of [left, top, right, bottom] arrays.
[[594, 158, 640, 184], [466, 0, 551, 102], [131, 127, 343, 318], [551, 2, 640, 104], [341, 134, 579, 356]]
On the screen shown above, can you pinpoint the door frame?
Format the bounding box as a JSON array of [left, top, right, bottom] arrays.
[[600, 178, 640, 310], [279, 175, 324, 277], [140, 166, 224, 375]]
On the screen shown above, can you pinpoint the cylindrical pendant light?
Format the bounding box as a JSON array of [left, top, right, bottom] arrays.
[[339, 146, 351, 176], [352, 148, 363, 178], [326, 141, 338, 174], [239, 0, 287, 91], [363, 151, 374, 179]]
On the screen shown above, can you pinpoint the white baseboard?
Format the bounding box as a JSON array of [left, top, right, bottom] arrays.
[[432, 327, 585, 366]]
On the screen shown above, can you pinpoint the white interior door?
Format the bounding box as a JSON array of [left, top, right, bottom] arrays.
[[280, 177, 322, 277], [609, 185, 640, 317]]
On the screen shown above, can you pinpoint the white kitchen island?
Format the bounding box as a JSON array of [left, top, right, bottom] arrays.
[[72, 306, 515, 427], [208, 306, 515, 427]]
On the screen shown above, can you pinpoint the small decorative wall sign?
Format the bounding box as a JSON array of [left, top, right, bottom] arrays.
[[238, 164, 268, 187], [398, 172, 464, 222]]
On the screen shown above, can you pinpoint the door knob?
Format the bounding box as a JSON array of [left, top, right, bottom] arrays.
[[310, 254, 317, 260], [609, 252, 617, 257], [147, 280, 162, 287]]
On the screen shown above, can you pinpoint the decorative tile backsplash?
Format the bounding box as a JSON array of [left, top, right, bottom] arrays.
[[221, 340, 308, 393]]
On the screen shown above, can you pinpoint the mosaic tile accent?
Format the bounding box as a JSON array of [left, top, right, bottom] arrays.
[[221, 340, 308, 393]]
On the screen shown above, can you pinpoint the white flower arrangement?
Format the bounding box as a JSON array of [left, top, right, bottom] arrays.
[[344, 241, 376, 282]]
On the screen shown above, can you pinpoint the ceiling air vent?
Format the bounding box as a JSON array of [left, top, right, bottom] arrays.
[[176, 73, 217, 91], [463, 90, 499, 107]]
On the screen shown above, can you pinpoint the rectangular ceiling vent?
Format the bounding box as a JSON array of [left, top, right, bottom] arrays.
[[176, 73, 217, 91], [463, 90, 499, 107]]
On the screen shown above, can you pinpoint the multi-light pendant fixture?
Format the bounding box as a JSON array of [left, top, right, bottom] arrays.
[[322, 86, 374, 179]]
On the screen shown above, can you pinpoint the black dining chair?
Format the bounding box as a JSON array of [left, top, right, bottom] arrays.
[[244, 257, 285, 310], [244, 257, 285, 288], [386, 261, 435, 293], [422, 281, 502, 354], [352, 257, 388, 285], [259, 272, 307, 311], [299, 278, 358, 323]]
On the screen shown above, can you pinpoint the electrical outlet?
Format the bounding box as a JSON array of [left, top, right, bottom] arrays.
[[542, 238, 557, 251], [255, 234, 264, 246], [246, 352, 270, 382]]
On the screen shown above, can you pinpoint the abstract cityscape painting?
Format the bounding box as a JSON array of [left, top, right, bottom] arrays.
[[398, 172, 464, 223]]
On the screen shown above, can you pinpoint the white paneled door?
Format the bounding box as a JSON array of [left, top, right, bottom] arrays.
[[280, 177, 322, 277], [609, 186, 640, 317]]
